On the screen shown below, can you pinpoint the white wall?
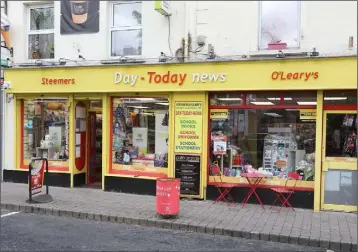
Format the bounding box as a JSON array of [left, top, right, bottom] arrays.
[[190, 1, 357, 57], [7, 1, 185, 63], [7, 1, 357, 64]]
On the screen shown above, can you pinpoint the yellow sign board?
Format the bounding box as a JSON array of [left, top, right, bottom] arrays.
[[174, 102, 203, 154], [300, 109, 316, 120], [4, 57, 357, 93], [210, 109, 229, 119]]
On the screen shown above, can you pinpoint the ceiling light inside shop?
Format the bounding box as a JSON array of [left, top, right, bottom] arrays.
[[267, 97, 292, 101], [250, 101, 275, 105], [133, 98, 156, 101], [217, 98, 242, 101], [264, 113, 283, 117], [324, 97, 348, 100], [156, 103, 169, 106], [127, 106, 150, 109], [296, 101, 317, 105], [285, 109, 300, 111]]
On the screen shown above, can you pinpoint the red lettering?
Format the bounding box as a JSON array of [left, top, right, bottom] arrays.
[[45, 78, 49, 84], [53, 79, 57, 84], [42, 78, 46, 84], [147, 72, 156, 83], [313, 72, 319, 79], [271, 71, 279, 80], [280, 71, 286, 80], [49, 79, 53, 84], [71, 79, 75, 84], [64, 79, 68, 84], [162, 71, 170, 83], [287, 73, 292, 80], [154, 75, 161, 83]]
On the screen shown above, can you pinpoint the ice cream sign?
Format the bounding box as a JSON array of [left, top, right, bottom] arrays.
[[114, 71, 227, 86]]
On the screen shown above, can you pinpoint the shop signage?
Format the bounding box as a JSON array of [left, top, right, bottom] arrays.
[[271, 71, 319, 81], [300, 109, 316, 120], [213, 136, 227, 155], [155, 0, 170, 16], [42, 78, 75, 85], [174, 154, 201, 196], [210, 109, 229, 119], [29, 159, 46, 195], [114, 71, 227, 86], [174, 102, 203, 154]]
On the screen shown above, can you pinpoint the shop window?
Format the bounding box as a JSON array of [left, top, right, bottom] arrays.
[[259, 1, 300, 49], [27, 5, 54, 59], [22, 98, 69, 167], [324, 90, 358, 106], [210, 93, 243, 106], [110, 1, 142, 57], [283, 91, 317, 106], [209, 108, 316, 181], [111, 97, 169, 177], [325, 113, 357, 158], [246, 92, 282, 106]]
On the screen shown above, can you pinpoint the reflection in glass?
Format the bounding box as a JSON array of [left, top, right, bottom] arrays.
[[210, 93, 243, 106], [209, 109, 316, 180], [113, 3, 142, 27], [325, 114, 357, 158], [111, 30, 142, 56], [246, 92, 281, 105], [30, 7, 54, 30], [260, 1, 300, 48], [112, 97, 169, 171], [324, 90, 357, 106], [28, 34, 55, 59], [23, 98, 69, 162]]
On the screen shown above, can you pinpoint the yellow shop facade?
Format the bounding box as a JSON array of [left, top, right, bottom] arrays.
[[3, 55, 357, 212]]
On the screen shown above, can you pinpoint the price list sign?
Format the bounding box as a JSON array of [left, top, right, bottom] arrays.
[[175, 154, 201, 196]]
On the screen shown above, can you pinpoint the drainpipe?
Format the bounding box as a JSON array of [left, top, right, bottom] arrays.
[[0, 71, 3, 181]]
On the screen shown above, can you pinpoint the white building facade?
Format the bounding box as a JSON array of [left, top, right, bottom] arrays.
[[4, 0, 357, 65]]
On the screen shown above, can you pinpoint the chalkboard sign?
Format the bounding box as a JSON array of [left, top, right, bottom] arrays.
[[175, 154, 201, 196]]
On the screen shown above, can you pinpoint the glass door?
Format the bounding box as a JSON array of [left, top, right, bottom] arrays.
[[321, 111, 357, 212]]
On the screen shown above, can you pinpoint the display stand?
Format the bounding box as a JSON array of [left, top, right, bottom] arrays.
[[27, 158, 53, 204]]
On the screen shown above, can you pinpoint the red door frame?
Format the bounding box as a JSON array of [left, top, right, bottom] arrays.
[[87, 112, 97, 184]]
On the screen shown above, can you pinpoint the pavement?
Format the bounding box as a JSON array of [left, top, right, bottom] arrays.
[[1, 209, 334, 251], [1, 182, 357, 251]]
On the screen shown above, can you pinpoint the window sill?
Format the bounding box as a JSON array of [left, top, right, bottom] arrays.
[[249, 48, 309, 58]]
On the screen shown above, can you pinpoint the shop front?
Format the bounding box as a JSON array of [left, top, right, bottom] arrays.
[[3, 55, 357, 211]]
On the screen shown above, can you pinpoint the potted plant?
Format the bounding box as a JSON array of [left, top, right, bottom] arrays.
[[263, 25, 287, 50]]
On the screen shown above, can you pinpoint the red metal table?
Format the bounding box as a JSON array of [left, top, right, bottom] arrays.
[[240, 173, 269, 209]]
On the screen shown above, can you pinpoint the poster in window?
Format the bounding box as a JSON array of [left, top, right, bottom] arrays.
[[60, 0, 99, 34]]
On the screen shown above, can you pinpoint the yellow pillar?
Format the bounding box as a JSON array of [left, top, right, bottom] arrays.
[[313, 91, 323, 212], [101, 94, 108, 190], [68, 94, 75, 188]]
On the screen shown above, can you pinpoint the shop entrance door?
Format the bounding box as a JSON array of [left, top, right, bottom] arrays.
[[321, 111, 357, 212], [87, 112, 97, 184]]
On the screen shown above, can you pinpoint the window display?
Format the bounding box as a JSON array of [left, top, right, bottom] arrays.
[[209, 108, 316, 181], [325, 113, 357, 158], [22, 98, 69, 167], [111, 97, 169, 177]]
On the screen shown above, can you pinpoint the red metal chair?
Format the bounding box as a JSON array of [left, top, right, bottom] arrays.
[[210, 162, 236, 206], [270, 172, 300, 212]]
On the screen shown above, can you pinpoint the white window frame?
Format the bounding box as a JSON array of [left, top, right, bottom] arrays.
[[258, 1, 301, 51], [26, 3, 55, 60], [109, 1, 143, 59]]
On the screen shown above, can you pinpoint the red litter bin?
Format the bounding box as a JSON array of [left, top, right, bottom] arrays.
[[156, 178, 180, 218]]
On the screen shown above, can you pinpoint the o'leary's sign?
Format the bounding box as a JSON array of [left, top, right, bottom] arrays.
[[114, 71, 227, 86]]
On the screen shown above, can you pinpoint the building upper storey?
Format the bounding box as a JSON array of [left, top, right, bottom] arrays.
[[3, 1, 357, 66]]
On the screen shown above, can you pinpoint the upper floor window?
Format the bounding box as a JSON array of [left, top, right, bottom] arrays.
[[259, 1, 300, 50], [27, 5, 54, 60], [110, 1, 142, 57]]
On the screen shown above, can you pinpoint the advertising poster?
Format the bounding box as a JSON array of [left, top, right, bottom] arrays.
[[60, 0, 99, 34], [133, 127, 148, 154], [213, 136, 227, 155], [155, 111, 169, 155], [174, 102, 203, 154], [29, 160, 46, 196]]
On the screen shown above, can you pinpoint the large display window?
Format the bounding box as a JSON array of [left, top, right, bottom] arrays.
[[208, 91, 317, 188], [21, 98, 69, 171], [110, 97, 169, 178]]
